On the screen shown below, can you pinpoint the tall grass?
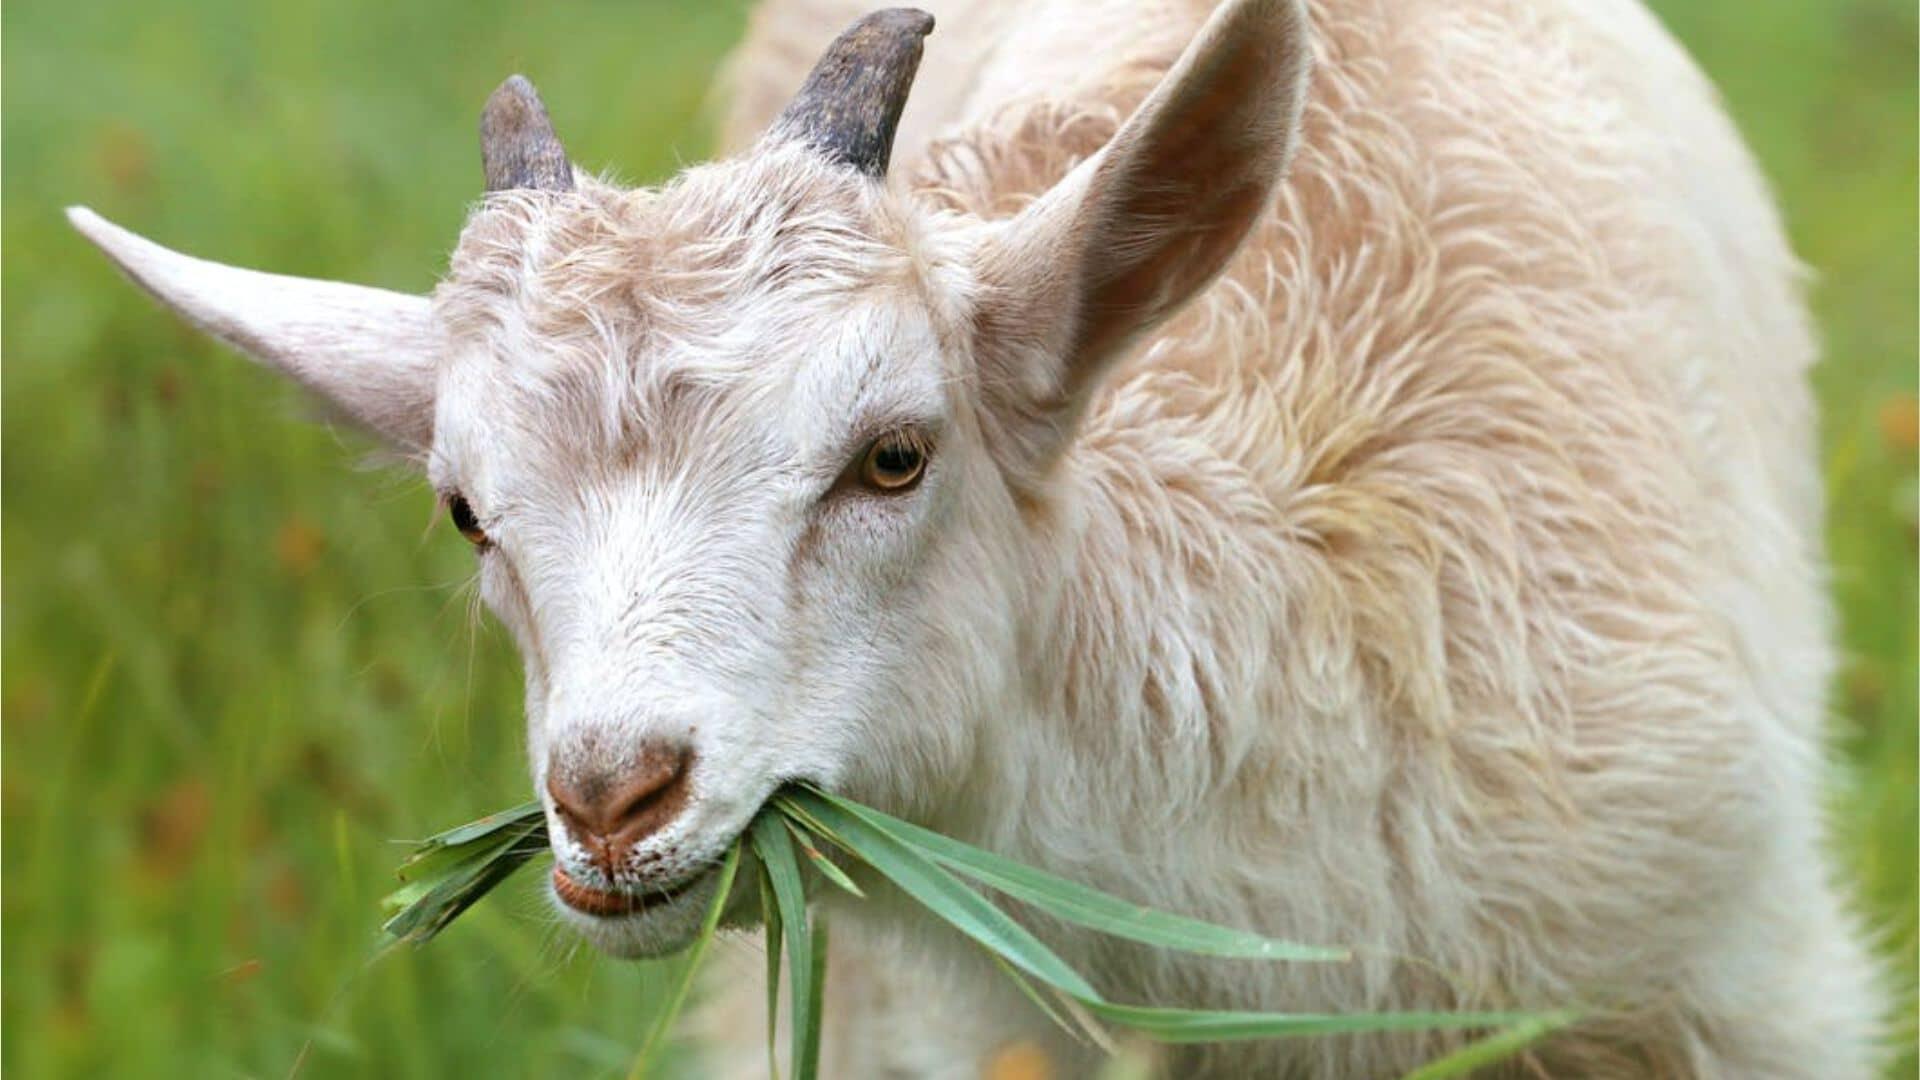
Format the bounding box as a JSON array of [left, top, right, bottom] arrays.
[[3, 0, 1912, 1076]]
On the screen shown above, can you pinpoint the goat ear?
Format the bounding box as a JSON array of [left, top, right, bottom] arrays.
[[67, 206, 440, 454], [973, 0, 1310, 474]]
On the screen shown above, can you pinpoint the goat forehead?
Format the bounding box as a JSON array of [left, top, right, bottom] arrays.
[[434, 298, 951, 492], [431, 159, 963, 482], [437, 149, 917, 342]]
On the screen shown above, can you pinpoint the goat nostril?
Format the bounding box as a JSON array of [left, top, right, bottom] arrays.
[[612, 750, 689, 825], [546, 743, 695, 860], [546, 773, 593, 838]]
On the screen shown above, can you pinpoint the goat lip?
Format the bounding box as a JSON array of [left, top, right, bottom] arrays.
[[550, 864, 706, 918]]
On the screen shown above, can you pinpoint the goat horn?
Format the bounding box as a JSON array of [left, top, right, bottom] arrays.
[[481, 75, 574, 193], [771, 8, 935, 177]]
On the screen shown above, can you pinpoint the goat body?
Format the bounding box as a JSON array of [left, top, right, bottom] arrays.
[[69, 0, 1883, 1075], [711, 1, 1881, 1076]]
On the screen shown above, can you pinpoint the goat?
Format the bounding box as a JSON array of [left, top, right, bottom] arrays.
[[69, 0, 1883, 1074]]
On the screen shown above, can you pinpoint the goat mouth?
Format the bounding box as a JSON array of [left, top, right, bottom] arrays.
[[550, 864, 709, 918]]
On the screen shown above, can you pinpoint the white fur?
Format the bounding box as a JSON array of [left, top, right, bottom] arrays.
[[70, 0, 1884, 1075]]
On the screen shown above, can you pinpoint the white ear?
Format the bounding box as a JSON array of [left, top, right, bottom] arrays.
[[974, 0, 1311, 471], [67, 206, 441, 453]]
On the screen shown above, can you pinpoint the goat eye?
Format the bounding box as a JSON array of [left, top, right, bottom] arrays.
[[858, 434, 927, 493], [448, 495, 488, 547]]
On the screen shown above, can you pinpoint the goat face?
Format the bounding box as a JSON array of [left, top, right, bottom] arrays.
[[427, 150, 1011, 955]]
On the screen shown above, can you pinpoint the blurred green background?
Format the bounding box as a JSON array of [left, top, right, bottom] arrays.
[[3, 0, 1913, 1076]]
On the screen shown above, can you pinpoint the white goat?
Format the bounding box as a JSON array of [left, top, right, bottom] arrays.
[[70, 0, 1883, 1074]]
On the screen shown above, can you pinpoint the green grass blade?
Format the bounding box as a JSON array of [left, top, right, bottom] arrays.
[[628, 842, 742, 1079], [404, 801, 546, 852], [776, 793, 1101, 1001], [773, 798, 854, 858], [759, 861, 784, 1080], [802, 787, 1346, 963], [1083, 1002, 1557, 1044], [785, 819, 865, 898], [391, 810, 546, 888], [751, 813, 822, 1080], [803, 912, 829, 1077], [986, 951, 1110, 1051], [380, 874, 442, 915], [379, 827, 549, 945], [1398, 1010, 1579, 1079]]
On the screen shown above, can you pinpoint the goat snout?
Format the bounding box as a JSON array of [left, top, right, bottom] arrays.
[[547, 743, 693, 877]]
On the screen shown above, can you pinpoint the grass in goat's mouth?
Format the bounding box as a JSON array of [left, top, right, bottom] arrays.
[[380, 787, 1576, 1079]]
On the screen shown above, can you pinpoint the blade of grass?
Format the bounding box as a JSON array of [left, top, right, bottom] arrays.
[[1082, 1002, 1557, 1043], [798, 788, 1345, 962], [1398, 1010, 1579, 1079], [785, 819, 865, 898], [627, 842, 742, 1079], [751, 813, 822, 1080], [803, 912, 829, 1076], [777, 794, 1101, 1001], [406, 801, 545, 849], [986, 951, 1114, 1053], [759, 861, 784, 1080], [379, 827, 549, 945], [394, 802, 545, 879], [391, 812, 545, 887]]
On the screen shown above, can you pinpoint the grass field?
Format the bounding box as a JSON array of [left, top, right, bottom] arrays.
[[3, 1, 1913, 1076]]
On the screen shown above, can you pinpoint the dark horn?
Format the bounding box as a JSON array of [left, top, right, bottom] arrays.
[[481, 75, 574, 193], [770, 8, 935, 177]]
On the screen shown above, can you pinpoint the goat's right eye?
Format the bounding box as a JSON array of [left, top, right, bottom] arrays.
[[448, 495, 488, 547]]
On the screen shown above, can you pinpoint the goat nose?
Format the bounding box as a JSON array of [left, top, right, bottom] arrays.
[[546, 743, 694, 876]]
